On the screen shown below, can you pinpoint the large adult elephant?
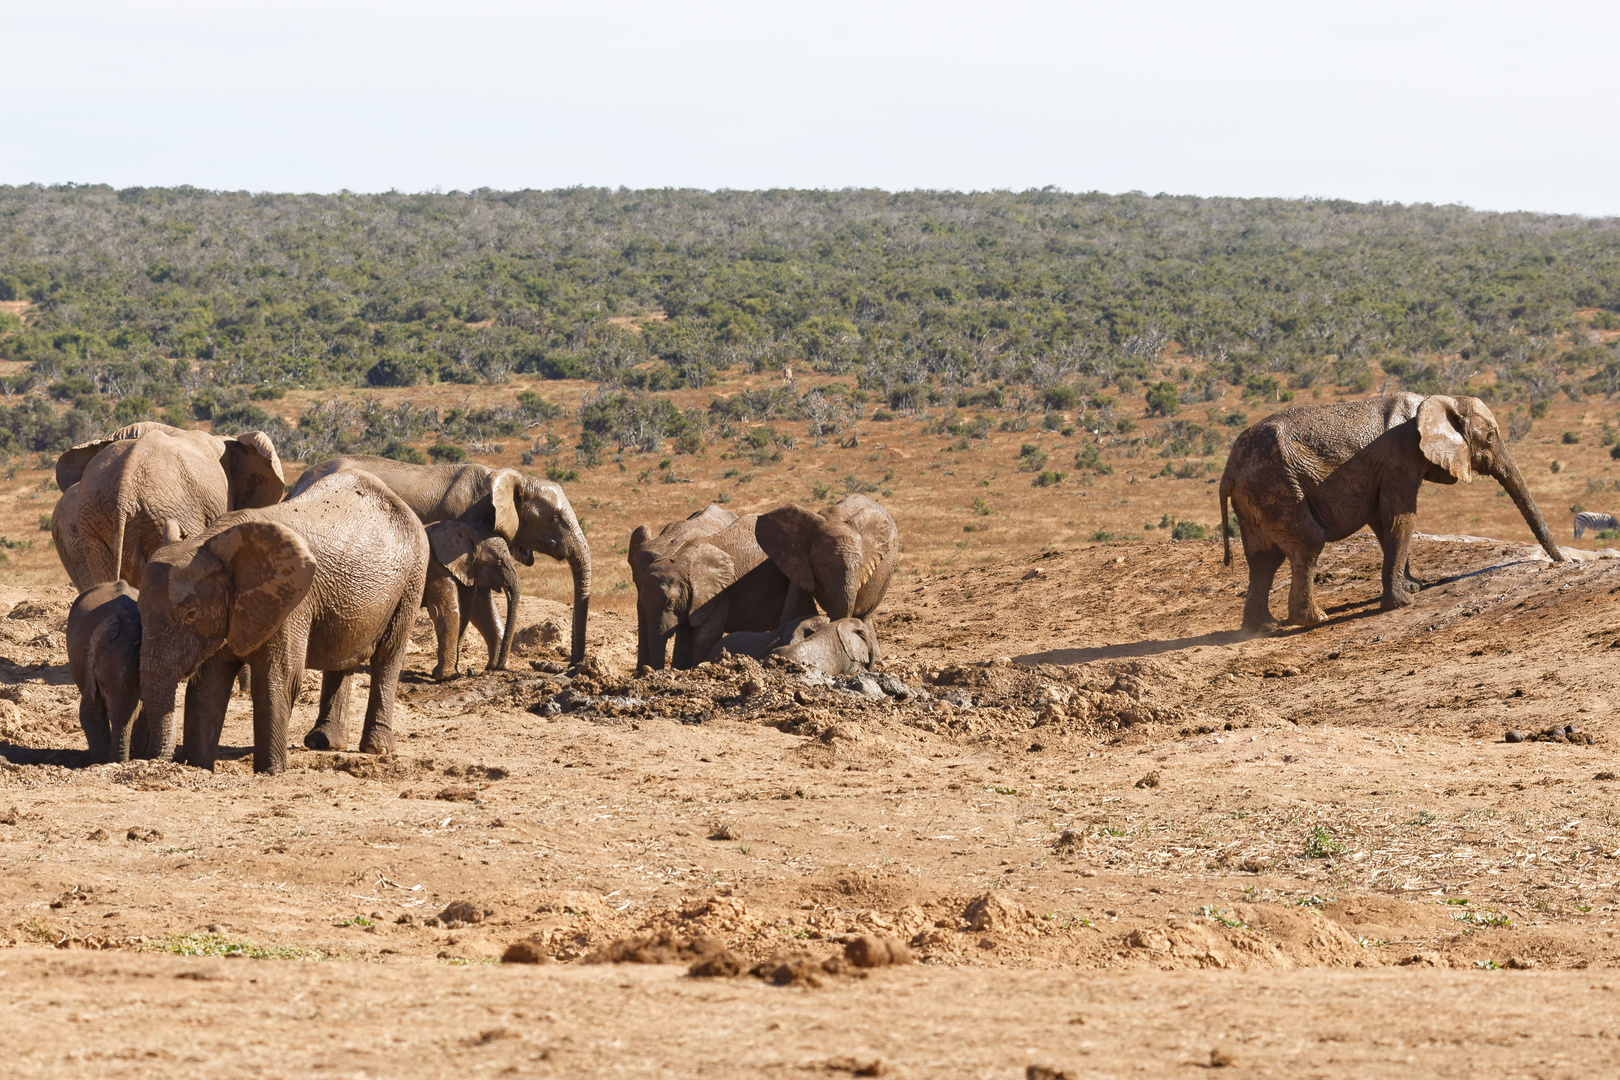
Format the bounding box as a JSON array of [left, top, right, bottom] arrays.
[[757, 494, 899, 628], [639, 514, 818, 670], [288, 456, 591, 667], [138, 469, 428, 774], [51, 483, 92, 590], [58, 422, 285, 587], [1219, 393, 1565, 632], [627, 504, 737, 669]]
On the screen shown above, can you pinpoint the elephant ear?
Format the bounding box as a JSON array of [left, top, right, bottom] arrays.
[[756, 504, 821, 593], [835, 620, 874, 667], [489, 469, 522, 542], [1417, 396, 1472, 483], [204, 521, 316, 657], [685, 547, 736, 627], [54, 422, 165, 491], [628, 525, 652, 570], [427, 520, 485, 587], [223, 431, 287, 509], [841, 499, 897, 589]]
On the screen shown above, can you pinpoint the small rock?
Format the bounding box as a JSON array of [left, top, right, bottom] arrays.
[[126, 827, 161, 843], [1210, 1047, 1240, 1068], [1134, 771, 1161, 789], [687, 949, 745, 978], [844, 935, 912, 968], [435, 786, 479, 802], [1027, 1068, 1074, 1080], [1505, 956, 1536, 969], [501, 938, 552, 964], [708, 824, 738, 841], [1504, 730, 1525, 743], [739, 678, 764, 698]]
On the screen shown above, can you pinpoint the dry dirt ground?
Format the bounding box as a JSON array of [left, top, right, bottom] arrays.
[[2, 525, 1620, 1077]]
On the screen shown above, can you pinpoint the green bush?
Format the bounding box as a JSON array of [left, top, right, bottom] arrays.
[[1170, 520, 1207, 540], [1032, 470, 1066, 487], [379, 440, 426, 464], [427, 442, 466, 463], [1016, 443, 1048, 472], [1145, 381, 1180, 417], [1562, 431, 1581, 444]]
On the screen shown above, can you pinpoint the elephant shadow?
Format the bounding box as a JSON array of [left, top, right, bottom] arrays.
[[0, 740, 255, 769]]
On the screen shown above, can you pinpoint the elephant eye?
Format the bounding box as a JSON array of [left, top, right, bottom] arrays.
[[179, 607, 198, 624]]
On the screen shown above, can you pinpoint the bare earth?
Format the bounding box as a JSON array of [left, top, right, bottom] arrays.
[[1, 523, 1619, 1077]]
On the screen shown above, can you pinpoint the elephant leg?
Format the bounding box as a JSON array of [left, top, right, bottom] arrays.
[[1377, 516, 1419, 610], [250, 650, 301, 776], [1285, 546, 1327, 625], [671, 624, 696, 670], [78, 690, 112, 765], [1240, 547, 1285, 632], [304, 671, 354, 751], [181, 654, 242, 772], [464, 585, 504, 672], [358, 598, 415, 757], [423, 574, 460, 681], [862, 616, 882, 664]]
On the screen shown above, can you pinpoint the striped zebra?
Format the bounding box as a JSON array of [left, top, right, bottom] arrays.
[[1573, 511, 1619, 539]]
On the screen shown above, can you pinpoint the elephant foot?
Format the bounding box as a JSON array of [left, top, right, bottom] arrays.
[[1380, 590, 1416, 611], [1238, 618, 1279, 639], [1286, 605, 1327, 626], [303, 723, 349, 752], [431, 665, 458, 682], [358, 729, 394, 756]]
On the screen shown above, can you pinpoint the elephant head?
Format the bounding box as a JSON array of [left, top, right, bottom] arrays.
[[139, 521, 316, 761], [771, 617, 879, 675], [1416, 396, 1564, 562], [488, 471, 590, 665], [427, 520, 521, 671], [757, 494, 898, 620]]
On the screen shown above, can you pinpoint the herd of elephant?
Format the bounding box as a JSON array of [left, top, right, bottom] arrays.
[[49, 421, 897, 777]]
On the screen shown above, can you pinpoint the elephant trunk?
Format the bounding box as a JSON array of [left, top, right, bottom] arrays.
[[1492, 453, 1566, 563], [562, 520, 591, 667], [495, 582, 519, 672], [137, 674, 179, 763]]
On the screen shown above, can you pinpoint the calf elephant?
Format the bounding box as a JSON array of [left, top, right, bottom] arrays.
[[708, 613, 829, 663], [424, 521, 520, 678], [1219, 393, 1564, 632], [640, 514, 818, 669], [289, 456, 590, 667], [59, 422, 285, 587], [67, 581, 146, 763], [772, 618, 881, 675], [758, 494, 898, 627], [138, 470, 428, 774], [628, 505, 737, 669]]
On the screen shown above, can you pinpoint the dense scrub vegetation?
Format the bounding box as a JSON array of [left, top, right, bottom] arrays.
[[3, 183, 1620, 464]]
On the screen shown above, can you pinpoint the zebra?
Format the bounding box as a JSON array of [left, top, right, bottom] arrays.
[[1573, 511, 1619, 539]]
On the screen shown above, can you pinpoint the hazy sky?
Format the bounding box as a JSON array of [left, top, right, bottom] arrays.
[[4, 0, 1618, 214]]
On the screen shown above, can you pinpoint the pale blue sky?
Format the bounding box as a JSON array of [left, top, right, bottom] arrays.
[[3, 0, 1617, 214]]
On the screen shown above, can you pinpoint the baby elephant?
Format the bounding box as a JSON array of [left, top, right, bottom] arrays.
[[710, 614, 830, 663], [772, 618, 881, 676], [66, 582, 146, 763], [424, 521, 521, 679]]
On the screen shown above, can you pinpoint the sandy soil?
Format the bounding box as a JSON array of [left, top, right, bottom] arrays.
[[2, 521, 1619, 1076]]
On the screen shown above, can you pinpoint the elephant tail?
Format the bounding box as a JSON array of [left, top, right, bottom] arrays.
[[1219, 477, 1233, 567]]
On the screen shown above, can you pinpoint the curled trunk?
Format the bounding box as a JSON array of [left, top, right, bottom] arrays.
[[1492, 455, 1566, 563]]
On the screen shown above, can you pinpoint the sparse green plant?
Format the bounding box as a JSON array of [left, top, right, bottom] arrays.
[[1303, 825, 1348, 859], [147, 932, 325, 961]]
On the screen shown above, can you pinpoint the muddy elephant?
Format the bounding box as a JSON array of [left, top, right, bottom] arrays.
[[1219, 393, 1565, 632], [628, 505, 737, 669], [708, 613, 830, 663], [758, 494, 898, 626], [289, 456, 590, 667], [772, 617, 881, 675], [138, 469, 429, 774], [58, 422, 285, 588], [424, 521, 520, 679], [67, 581, 146, 763], [639, 514, 818, 670]]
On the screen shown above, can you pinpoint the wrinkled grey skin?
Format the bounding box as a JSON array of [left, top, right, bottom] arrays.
[[289, 456, 590, 667], [139, 470, 428, 775], [59, 422, 286, 587], [424, 521, 521, 679], [51, 483, 92, 591], [708, 613, 830, 663], [1219, 393, 1565, 632], [641, 514, 818, 670], [628, 505, 737, 669], [757, 494, 898, 629], [67, 581, 146, 763], [771, 618, 881, 675]]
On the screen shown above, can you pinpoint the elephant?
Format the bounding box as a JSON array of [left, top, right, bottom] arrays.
[[66, 581, 146, 763], [51, 483, 91, 590], [288, 456, 590, 667], [424, 521, 521, 679], [708, 613, 830, 663], [1573, 511, 1618, 539], [757, 494, 898, 629], [59, 422, 285, 587], [639, 514, 819, 670], [772, 617, 881, 675], [1218, 393, 1565, 632], [628, 504, 738, 669], [138, 469, 429, 774]]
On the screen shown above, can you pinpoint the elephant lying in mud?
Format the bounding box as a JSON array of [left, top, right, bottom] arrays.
[[290, 455, 590, 668], [139, 470, 428, 774], [67, 581, 146, 763], [712, 613, 882, 675], [1219, 393, 1564, 632]]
